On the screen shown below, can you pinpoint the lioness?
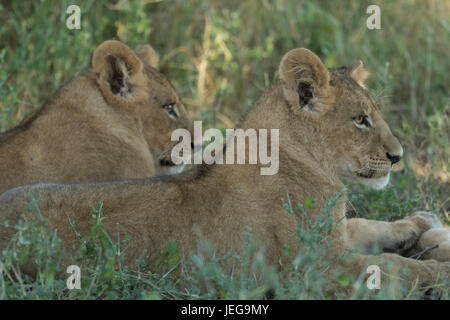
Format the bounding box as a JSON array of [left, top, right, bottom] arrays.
[[0, 40, 193, 194], [0, 48, 448, 295]]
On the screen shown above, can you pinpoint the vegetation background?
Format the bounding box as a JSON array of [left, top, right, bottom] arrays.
[[0, 0, 449, 299]]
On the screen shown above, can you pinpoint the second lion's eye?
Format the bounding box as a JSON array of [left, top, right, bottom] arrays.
[[163, 103, 177, 117], [353, 115, 371, 128]]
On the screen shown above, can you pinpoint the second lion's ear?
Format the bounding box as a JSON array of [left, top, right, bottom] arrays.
[[279, 48, 332, 116], [92, 40, 146, 108], [137, 45, 159, 68], [348, 60, 369, 88]]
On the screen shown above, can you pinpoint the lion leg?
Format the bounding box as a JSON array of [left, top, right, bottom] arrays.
[[344, 211, 442, 255]]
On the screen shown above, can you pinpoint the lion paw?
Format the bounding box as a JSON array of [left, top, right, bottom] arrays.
[[409, 211, 442, 231]]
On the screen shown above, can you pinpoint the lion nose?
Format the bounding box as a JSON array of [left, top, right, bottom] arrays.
[[386, 152, 401, 165]]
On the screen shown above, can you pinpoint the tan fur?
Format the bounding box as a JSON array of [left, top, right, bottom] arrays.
[[407, 228, 450, 261], [0, 48, 449, 295], [0, 41, 193, 194], [348, 60, 369, 88], [136, 45, 159, 68]]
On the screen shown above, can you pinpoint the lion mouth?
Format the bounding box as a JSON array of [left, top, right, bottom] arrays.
[[356, 170, 376, 179], [159, 158, 175, 166], [354, 158, 391, 179], [355, 168, 390, 179], [157, 148, 178, 167]]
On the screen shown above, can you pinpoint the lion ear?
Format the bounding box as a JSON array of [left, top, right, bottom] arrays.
[[137, 45, 159, 68], [348, 60, 369, 88], [92, 40, 146, 108], [279, 48, 331, 115]]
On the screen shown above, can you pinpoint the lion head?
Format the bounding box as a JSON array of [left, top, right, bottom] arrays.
[[92, 40, 194, 175], [278, 48, 403, 189]]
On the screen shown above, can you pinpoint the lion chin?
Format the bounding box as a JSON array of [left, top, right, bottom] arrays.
[[356, 171, 391, 190]]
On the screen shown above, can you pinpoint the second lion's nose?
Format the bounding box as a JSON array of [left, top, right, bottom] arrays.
[[386, 152, 401, 165]]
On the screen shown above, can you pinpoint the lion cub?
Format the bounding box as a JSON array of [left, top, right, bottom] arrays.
[[0, 40, 193, 194]]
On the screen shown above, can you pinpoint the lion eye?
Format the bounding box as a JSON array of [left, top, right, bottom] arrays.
[[353, 115, 371, 128], [163, 103, 177, 117]]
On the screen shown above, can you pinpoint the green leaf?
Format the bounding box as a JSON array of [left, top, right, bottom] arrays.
[[143, 291, 161, 300], [305, 197, 315, 209], [336, 275, 350, 287]]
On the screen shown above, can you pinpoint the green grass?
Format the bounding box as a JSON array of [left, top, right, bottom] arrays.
[[2, 193, 447, 300], [0, 0, 449, 299]]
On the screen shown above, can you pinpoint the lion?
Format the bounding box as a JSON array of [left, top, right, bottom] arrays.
[[0, 40, 193, 194], [0, 48, 449, 296]]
